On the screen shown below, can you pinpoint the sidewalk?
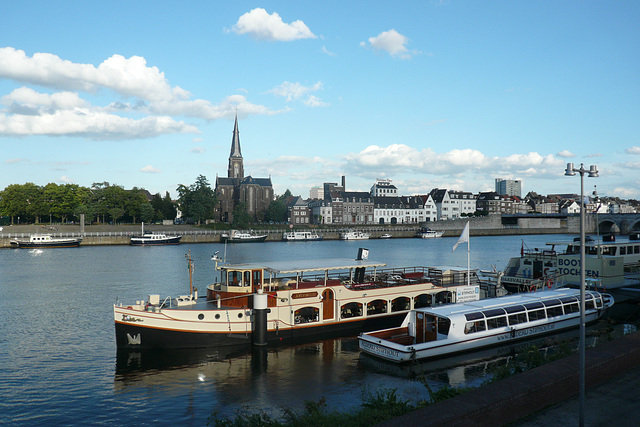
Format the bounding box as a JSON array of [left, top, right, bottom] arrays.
[[375, 331, 640, 426]]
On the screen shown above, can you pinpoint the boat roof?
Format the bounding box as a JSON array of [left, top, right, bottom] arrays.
[[219, 258, 387, 274], [420, 288, 600, 318], [545, 239, 639, 247]]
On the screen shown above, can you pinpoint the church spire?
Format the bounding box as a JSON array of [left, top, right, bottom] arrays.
[[228, 113, 244, 179]]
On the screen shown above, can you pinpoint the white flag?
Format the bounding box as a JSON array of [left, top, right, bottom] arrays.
[[452, 221, 469, 252]]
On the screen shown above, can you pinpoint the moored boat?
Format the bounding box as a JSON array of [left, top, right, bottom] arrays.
[[221, 229, 267, 243], [10, 234, 82, 248], [415, 227, 444, 239], [496, 237, 640, 293], [339, 230, 370, 240], [380, 234, 392, 239], [358, 288, 614, 363], [282, 231, 323, 241], [114, 250, 483, 350], [130, 223, 181, 246]]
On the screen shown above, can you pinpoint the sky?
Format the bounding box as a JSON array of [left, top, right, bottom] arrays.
[[1, 1, 639, 200]]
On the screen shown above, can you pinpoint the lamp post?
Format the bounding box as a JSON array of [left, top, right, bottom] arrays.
[[564, 162, 598, 427]]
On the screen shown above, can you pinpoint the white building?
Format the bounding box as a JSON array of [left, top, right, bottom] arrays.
[[370, 179, 398, 197]]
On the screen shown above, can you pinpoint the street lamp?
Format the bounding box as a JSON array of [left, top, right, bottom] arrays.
[[564, 162, 598, 427]]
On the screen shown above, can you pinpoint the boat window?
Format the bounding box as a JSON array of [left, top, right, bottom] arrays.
[[528, 309, 546, 321], [340, 302, 363, 319], [524, 302, 544, 310], [546, 305, 564, 317], [564, 302, 579, 314], [437, 317, 451, 335], [635, 246, 640, 254], [294, 307, 319, 324], [542, 299, 562, 307], [391, 297, 410, 312], [464, 320, 486, 334], [486, 316, 508, 329], [414, 294, 432, 309], [252, 270, 262, 286], [620, 247, 626, 255], [508, 312, 528, 325], [505, 305, 525, 314], [243, 271, 251, 287], [229, 271, 241, 286], [585, 299, 596, 310], [367, 299, 388, 316], [483, 308, 506, 318], [464, 312, 484, 321], [560, 296, 578, 304]]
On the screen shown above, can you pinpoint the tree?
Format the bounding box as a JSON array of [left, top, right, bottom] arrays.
[[177, 175, 216, 225], [232, 202, 251, 228], [265, 199, 287, 223], [139, 203, 155, 223]]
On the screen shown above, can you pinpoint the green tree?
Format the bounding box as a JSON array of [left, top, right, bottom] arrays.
[[177, 175, 216, 225], [265, 198, 287, 223], [0, 184, 29, 224], [139, 202, 155, 223], [232, 202, 251, 228]]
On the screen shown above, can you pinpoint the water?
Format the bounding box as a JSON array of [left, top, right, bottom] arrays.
[[0, 234, 580, 425]]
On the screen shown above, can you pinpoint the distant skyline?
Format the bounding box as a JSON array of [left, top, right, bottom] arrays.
[[1, 1, 639, 199]]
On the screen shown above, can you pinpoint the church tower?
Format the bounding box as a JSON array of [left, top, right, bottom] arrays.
[[227, 114, 244, 179]]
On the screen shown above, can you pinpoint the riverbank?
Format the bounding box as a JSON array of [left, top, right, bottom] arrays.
[[376, 330, 640, 426]]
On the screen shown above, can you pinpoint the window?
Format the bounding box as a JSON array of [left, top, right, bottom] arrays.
[[528, 309, 546, 321], [366, 299, 387, 316], [294, 307, 319, 324], [464, 320, 486, 334], [391, 297, 410, 312], [486, 316, 508, 329], [341, 302, 363, 318], [414, 294, 432, 309]]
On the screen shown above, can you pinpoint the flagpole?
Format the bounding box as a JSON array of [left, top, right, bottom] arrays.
[[467, 224, 470, 286]]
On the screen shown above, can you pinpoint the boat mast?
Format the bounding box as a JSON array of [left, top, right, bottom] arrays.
[[186, 250, 194, 295]]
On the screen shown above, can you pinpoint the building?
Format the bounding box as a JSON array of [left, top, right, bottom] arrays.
[[287, 196, 311, 225], [342, 191, 374, 224], [495, 178, 522, 198], [476, 191, 515, 214], [215, 116, 274, 223], [370, 179, 398, 197], [448, 190, 477, 217]]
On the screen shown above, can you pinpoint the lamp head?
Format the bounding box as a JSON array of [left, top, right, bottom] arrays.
[[588, 165, 599, 178], [564, 163, 576, 176]]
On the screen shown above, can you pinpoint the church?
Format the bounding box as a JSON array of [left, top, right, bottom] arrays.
[[214, 116, 274, 223]]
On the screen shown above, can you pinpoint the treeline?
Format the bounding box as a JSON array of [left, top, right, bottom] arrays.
[[0, 174, 292, 227], [0, 181, 176, 225]]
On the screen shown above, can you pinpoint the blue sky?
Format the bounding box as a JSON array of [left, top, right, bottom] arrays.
[[1, 1, 638, 200]]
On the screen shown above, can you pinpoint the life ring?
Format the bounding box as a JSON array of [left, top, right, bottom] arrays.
[[529, 284, 536, 292], [546, 279, 553, 289]]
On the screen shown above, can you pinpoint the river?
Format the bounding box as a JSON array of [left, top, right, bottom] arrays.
[[0, 234, 598, 425]]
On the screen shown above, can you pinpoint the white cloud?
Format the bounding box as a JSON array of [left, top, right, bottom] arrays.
[[625, 146, 640, 154], [58, 175, 74, 184], [321, 46, 336, 56], [304, 95, 328, 107], [0, 48, 283, 139], [364, 29, 413, 59], [191, 147, 205, 154], [140, 165, 161, 173], [231, 8, 316, 41], [268, 81, 323, 101], [557, 150, 574, 158]]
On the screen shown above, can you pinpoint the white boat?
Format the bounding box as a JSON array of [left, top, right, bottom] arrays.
[[497, 237, 640, 293], [339, 230, 370, 240], [130, 223, 181, 246], [282, 231, 323, 241], [359, 288, 614, 363], [10, 234, 82, 248], [221, 230, 267, 243], [114, 250, 483, 350], [380, 234, 392, 239], [415, 228, 444, 239]]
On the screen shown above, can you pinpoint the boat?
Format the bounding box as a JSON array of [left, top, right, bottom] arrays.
[[339, 230, 370, 240], [358, 288, 614, 363], [221, 230, 267, 243], [10, 234, 82, 248], [130, 223, 181, 246], [495, 237, 640, 294], [282, 231, 323, 241], [380, 234, 392, 239], [415, 227, 444, 239], [113, 249, 483, 350]]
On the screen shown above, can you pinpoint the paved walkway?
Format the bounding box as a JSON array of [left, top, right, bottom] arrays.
[[376, 331, 640, 427]]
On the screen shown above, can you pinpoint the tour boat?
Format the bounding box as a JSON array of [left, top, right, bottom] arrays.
[[10, 234, 82, 248], [130, 223, 181, 246], [358, 288, 614, 363], [114, 249, 482, 350], [339, 230, 370, 240], [496, 237, 640, 293], [221, 230, 268, 243], [282, 231, 323, 241], [415, 228, 444, 239]]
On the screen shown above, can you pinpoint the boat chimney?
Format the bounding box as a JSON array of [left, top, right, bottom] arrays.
[[252, 289, 270, 346]]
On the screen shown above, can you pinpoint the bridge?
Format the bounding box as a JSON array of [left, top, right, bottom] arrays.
[[591, 213, 640, 235]]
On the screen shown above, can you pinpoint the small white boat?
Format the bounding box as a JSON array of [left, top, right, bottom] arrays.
[[415, 228, 444, 239], [359, 288, 614, 363], [130, 223, 181, 246], [221, 229, 267, 243], [10, 234, 82, 248], [339, 230, 370, 240], [282, 231, 323, 241], [380, 234, 392, 239]]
